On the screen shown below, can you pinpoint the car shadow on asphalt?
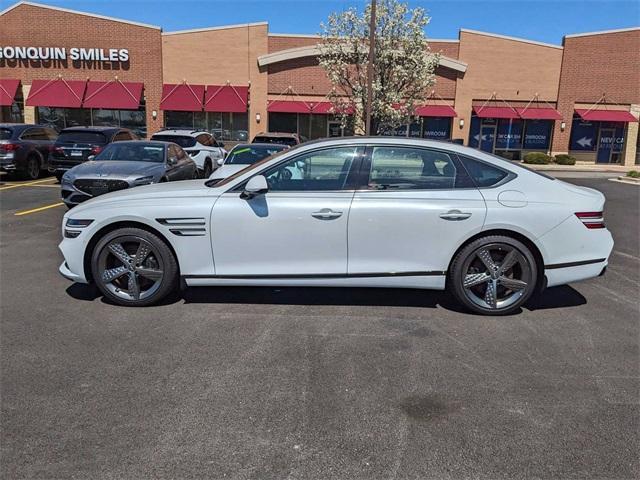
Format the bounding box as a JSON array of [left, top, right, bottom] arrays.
[[65, 283, 586, 315]]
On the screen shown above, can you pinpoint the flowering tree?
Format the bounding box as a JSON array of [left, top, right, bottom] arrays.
[[319, 0, 440, 134]]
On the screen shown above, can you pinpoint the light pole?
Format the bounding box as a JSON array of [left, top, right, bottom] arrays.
[[365, 0, 377, 136]]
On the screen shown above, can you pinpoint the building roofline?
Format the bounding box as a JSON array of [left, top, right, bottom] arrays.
[[257, 44, 467, 73], [163, 21, 268, 36], [459, 28, 563, 49], [0, 1, 161, 30], [267, 32, 459, 43], [564, 26, 640, 39]]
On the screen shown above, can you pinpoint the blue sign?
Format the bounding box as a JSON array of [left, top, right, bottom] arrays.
[[570, 118, 596, 151], [495, 119, 523, 149], [468, 116, 481, 148], [422, 117, 451, 140], [523, 120, 552, 150]]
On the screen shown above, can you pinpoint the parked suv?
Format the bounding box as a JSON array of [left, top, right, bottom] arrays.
[[0, 124, 58, 179], [49, 126, 138, 181], [251, 132, 303, 147], [150, 129, 226, 178]]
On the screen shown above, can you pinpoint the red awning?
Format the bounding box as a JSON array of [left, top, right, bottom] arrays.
[[83, 80, 143, 110], [473, 106, 520, 119], [416, 104, 457, 117], [26, 78, 86, 108], [575, 108, 638, 122], [311, 102, 334, 114], [267, 100, 312, 113], [516, 107, 562, 120], [204, 85, 248, 113], [0, 79, 20, 106], [160, 83, 205, 111]]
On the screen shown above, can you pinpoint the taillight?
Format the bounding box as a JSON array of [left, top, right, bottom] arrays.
[[575, 211, 605, 229], [90, 146, 103, 155], [0, 143, 19, 152]]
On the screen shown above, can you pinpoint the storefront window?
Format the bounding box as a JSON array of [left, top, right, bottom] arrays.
[[422, 117, 452, 140], [36, 106, 145, 134], [0, 91, 24, 123], [164, 111, 248, 142], [269, 113, 297, 134], [569, 115, 626, 164], [469, 116, 553, 158]]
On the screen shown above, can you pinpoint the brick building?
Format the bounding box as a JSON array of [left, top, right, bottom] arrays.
[[1, 1, 638, 164]]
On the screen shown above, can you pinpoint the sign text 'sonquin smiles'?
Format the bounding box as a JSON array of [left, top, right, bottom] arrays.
[[0, 47, 129, 62]]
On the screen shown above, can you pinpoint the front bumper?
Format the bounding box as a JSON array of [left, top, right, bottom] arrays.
[[59, 236, 89, 283], [59, 261, 84, 282]]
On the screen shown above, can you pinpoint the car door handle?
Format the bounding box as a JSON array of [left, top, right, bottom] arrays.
[[439, 210, 472, 221], [312, 209, 343, 220]]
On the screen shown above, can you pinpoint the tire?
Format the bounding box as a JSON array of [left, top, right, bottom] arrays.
[[202, 160, 212, 179], [91, 227, 178, 307], [21, 155, 40, 180], [448, 235, 537, 315]]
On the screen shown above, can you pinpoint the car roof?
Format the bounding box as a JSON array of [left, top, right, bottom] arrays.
[[232, 142, 287, 149], [105, 140, 167, 147], [254, 132, 299, 138], [153, 129, 206, 136], [0, 123, 50, 129], [61, 126, 125, 133]]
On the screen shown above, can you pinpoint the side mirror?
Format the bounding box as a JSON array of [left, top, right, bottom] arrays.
[[87, 155, 95, 161], [240, 175, 268, 199], [167, 156, 178, 166], [218, 142, 225, 149], [217, 158, 224, 166]]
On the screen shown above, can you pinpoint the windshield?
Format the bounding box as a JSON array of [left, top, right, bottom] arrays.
[[205, 145, 292, 188], [57, 131, 107, 144], [151, 134, 196, 148], [0, 128, 13, 140], [225, 145, 286, 165], [94, 143, 165, 163], [252, 135, 297, 146]]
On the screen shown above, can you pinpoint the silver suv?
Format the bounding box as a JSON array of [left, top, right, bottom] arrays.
[[150, 129, 226, 177]]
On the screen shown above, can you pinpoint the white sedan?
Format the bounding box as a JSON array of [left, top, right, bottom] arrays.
[[59, 137, 613, 315]]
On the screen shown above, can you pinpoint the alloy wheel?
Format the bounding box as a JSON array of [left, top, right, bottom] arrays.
[[26, 157, 39, 180], [461, 243, 532, 311], [97, 235, 164, 301]]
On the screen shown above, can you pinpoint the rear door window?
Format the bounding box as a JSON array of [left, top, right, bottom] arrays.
[[57, 131, 108, 145], [459, 156, 510, 187], [367, 146, 459, 190]]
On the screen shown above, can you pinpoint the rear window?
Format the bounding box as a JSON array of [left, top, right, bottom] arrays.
[[0, 128, 13, 140], [57, 131, 107, 144], [252, 136, 297, 146], [150, 135, 196, 148]]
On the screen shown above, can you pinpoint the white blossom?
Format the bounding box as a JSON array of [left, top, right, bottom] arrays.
[[318, 0, 440, 134]]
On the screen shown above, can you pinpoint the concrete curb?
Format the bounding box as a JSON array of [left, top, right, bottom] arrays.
[[609, 177, 640, 186]]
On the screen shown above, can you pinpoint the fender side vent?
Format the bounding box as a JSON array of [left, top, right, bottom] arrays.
[[156, 217, 206, 226], [169, 228, 206, 237]]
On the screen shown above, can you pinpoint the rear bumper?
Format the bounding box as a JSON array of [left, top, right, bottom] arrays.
[[545, 258, 609, 288]]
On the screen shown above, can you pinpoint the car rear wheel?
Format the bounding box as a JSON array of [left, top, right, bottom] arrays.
[[448, 235, 537, 315], [22, 155, 40, 180], [91, 227, 178, 307]]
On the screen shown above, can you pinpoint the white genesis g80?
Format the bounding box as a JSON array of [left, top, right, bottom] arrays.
[[59, 137, 613, 315]]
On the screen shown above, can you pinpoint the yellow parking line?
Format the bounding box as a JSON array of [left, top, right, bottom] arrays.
[[14, 202, 64, 216], [0, 178, 57, 191]]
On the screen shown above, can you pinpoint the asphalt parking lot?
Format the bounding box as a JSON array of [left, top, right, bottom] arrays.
[[1, 174, 638, 479]]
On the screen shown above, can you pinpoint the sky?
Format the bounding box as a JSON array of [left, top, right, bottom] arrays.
[[3, 0, 639, 45]]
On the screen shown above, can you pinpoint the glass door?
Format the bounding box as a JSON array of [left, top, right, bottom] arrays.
[[480, 125, 496, 153], [597, 128, 615, 163]]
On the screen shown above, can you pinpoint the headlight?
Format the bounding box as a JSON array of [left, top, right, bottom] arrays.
[[61, 173, 72, 185], [133, 175, 155, 185], [65, 218, 93, 228]]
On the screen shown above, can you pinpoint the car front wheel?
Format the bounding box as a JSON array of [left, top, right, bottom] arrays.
[[22, 155, 40, 180], [91, 227, 178, 306], [448, 235, 537, 315]]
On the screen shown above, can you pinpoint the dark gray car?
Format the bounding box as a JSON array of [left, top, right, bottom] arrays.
[[0, 123, 58, 179], [61, 141, 197, 207]]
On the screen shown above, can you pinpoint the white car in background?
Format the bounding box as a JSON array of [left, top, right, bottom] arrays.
[[59, 137, 613, 315], [150, 129, 226, 178], [208, 143, 288, 182]]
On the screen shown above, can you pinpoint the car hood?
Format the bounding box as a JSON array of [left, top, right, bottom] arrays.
[[67, 161, 164, 179], [209, 164, 247, 180], [69, 179, 216, 214]]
